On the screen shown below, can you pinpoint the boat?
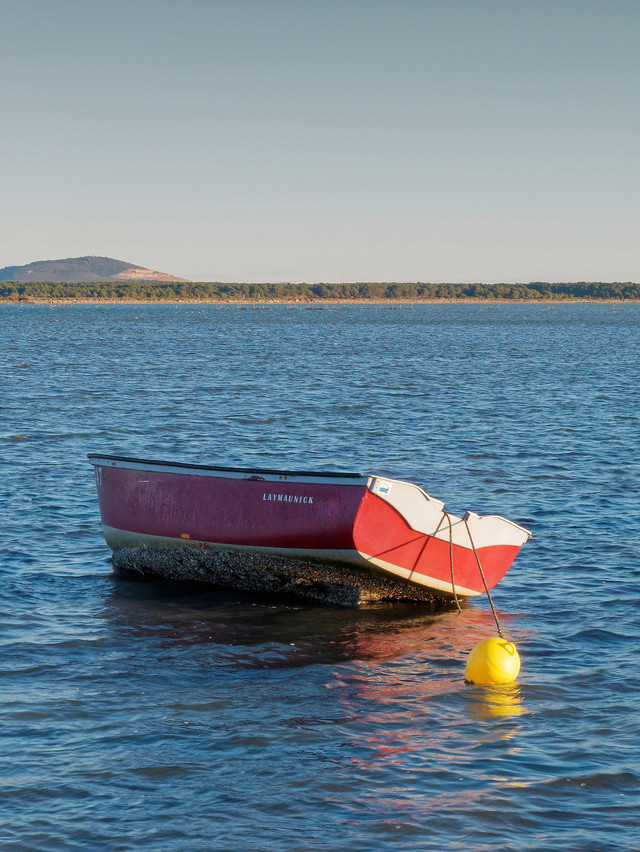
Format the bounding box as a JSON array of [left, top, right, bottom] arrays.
[[88, 453, 530, 600]]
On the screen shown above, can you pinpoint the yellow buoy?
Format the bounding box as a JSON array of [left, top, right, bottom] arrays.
[[465, 637, 521, 685]]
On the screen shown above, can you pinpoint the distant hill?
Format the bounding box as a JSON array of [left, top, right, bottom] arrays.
[[0, 255, 188, 283]]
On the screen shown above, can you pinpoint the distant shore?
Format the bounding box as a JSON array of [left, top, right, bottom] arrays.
[[2, 280, 639, 303], [2, 297, 639, 306]]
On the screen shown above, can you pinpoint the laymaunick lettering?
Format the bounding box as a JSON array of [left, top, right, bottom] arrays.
[[263, 493, 313, 504]]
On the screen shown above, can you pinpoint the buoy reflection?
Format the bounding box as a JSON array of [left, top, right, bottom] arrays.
[[465, 683, 524, 718]]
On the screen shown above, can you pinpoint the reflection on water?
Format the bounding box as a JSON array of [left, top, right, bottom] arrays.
[[465, 683, 524, 719], [104, 569, 527, 727], [103, 567, 521, 664]]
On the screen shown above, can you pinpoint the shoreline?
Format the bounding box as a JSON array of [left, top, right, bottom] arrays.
[[2, 297, 639, 306]]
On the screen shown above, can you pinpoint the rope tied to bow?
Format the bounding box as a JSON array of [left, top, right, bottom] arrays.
[[463, 516, 504, 639]]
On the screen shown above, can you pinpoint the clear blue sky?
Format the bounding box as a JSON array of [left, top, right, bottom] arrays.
[[1, 0, 638, 282]]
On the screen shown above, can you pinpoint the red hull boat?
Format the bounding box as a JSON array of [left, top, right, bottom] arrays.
[[89, 454, 530, 598]]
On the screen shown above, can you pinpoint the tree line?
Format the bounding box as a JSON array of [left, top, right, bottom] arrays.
[[1, 280, 640, 301]]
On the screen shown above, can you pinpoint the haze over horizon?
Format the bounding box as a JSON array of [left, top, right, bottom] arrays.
[[2, 0, 639, 284]]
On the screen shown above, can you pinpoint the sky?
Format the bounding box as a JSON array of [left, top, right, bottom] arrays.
[[1, 0, 639, 283]]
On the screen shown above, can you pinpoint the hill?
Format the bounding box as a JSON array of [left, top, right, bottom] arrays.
[[0, 255, 188, 283]]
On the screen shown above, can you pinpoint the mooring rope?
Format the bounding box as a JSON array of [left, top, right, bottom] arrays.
[[443, 511, 462, 613], [463, 517, 504, 639]]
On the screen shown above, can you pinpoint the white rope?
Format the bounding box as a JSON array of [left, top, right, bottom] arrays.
[[463, 517, 504, 638], [443, 511, 462, 613]]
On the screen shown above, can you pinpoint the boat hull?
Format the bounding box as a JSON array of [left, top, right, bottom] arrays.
[[89, 454, 530, 598]]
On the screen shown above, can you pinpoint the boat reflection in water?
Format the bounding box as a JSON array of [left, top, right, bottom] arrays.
[[103, 570, 526, 726], [322, 605, 525, 723]]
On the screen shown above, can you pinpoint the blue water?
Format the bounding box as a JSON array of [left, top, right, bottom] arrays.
[[1, 302, 639, 851]]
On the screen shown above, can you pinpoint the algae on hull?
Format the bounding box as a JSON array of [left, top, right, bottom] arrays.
[[112, 546, 452, 608]]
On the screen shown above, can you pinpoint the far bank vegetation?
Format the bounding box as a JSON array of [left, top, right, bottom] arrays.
[[1, 281, 639, 302]]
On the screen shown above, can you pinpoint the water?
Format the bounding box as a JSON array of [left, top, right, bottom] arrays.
[[1, 302, 639, 851]]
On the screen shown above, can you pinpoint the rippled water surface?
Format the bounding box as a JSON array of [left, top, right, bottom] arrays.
[[1, 303, 639, 851]]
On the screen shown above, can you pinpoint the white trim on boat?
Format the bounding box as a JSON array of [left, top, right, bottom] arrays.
[[360, 552, 479, 597], [89, 455, 370, 487], [101, 526, 479, 597], [101, 525, 368, 567], [369, 477, 531, 548]]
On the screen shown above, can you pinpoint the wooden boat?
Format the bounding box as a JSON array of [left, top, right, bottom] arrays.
[[88, 453, 530, 599]]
